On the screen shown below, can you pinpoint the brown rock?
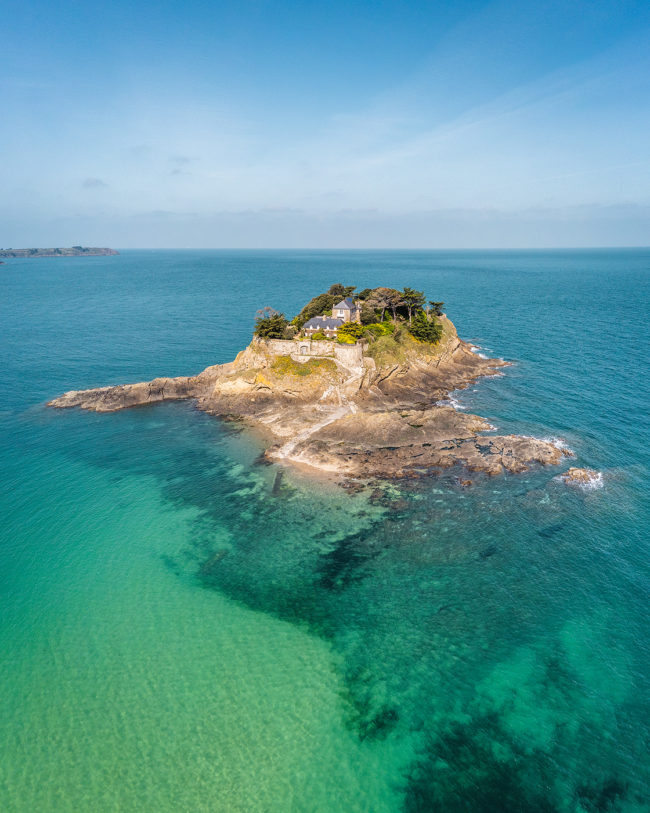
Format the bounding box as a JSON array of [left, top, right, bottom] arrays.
[[561, 467, 602, 486], [48, 320, 567, 485]]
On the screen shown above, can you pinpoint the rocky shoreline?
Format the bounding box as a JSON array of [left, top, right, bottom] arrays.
[[48, 316, 572, 481]]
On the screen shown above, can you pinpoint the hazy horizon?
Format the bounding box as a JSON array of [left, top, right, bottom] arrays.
[[3, 0, 650, 248]]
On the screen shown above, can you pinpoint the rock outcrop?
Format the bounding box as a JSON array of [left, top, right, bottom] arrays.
[[49, 317, 572, 480], [561, 467, 602, 486]]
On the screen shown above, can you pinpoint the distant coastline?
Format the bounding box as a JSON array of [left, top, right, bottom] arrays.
[[0, 246, 118, 258]]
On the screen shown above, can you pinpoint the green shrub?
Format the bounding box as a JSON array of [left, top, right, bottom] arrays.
[[408, 312, 443, 344], [363, 322, 395, 339], [271, 356, 338, 377], [254, 307, 289, 339], [310, 330, 327, 340], [365, 334, 407, 366], [337, 322, 364, 344]]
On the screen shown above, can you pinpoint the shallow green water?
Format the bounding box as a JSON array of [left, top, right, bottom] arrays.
[[1, 250, 649, 811]]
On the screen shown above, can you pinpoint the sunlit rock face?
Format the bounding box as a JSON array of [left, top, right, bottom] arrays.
[[49, 317, 567, 480]]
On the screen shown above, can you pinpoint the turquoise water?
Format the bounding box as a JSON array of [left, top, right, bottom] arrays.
[[1, 250, 649, 811]]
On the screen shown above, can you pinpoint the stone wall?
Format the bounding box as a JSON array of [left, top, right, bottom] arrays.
[[256, 338, 364, 367], [333, 342, 364, 366]]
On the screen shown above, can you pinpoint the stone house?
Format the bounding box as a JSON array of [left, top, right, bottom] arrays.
[[303, 315, 343, 338], [333, 298, 361, 323], [302, 297, 361, 338]]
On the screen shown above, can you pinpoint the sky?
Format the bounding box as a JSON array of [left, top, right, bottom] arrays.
[[1, 0, 650, 248]]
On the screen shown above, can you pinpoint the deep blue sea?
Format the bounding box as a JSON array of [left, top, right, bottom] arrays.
[[1, 249, 649, 811]]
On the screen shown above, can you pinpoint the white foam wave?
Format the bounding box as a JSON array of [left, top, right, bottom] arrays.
[[554, 470, 604, 490], [582, 471, 604, 490], [541, 436, 575, 455], [470, 344, 494, 360], [436, 396, 467, 410]]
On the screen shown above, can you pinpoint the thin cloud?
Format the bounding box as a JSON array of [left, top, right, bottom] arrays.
[[82, 177, 108, 189]]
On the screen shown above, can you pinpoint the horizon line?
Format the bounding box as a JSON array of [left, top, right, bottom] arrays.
[[108, 245, 650, 251]]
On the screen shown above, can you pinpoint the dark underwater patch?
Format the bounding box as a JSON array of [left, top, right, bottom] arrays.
[[402, 715, 558, 813], [538, 522, 565, 539], [479, 543, 498, 559], [576, 779, 629, 812], [317, 530, 380, 592]]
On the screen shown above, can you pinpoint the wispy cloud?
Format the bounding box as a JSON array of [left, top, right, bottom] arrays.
[[82, 178, 108, 189]]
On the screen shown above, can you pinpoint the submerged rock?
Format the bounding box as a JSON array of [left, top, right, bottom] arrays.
[[561, 467, 603, 486]]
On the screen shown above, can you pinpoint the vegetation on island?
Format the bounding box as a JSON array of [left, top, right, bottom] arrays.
[[292, 283, 357, 328], [254, 283, 445, 348], [270, 355, 338, 377], [253, 307, 292, 339]]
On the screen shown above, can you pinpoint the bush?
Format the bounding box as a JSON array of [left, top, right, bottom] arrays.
[[365, 334, 407, 366], [254, 307, 289, 339], [363, 322, 395, 339], [310, 330, 327, 340], [271, 356, 338, 377], [337, 322, 365, 344], [408, 312, 443, 344]]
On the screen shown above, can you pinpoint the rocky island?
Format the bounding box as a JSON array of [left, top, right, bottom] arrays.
[[49, 284, 571, 481], [0, 246, 118, 258]]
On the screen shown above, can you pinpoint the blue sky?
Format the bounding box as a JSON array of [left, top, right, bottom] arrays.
[[2, 0, 650, 247]]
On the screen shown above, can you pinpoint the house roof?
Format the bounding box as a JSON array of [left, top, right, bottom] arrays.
[[303, 316, 344, 330], [333, 297, 357, 310]]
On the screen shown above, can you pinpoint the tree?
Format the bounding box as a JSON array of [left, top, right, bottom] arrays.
[[360, 302, 378, 324], [385, 288, 404, 322], [254, 307, 289, 338], [402, 287, 426, 323], [409, 311, 443, 344], [366, 287, 399, 322], [293, 293, 337, 327], [368, 290, 389, 321], [428, 301, 444, 317], [328, 283, 356, 298], [337, 322, 364, 343]]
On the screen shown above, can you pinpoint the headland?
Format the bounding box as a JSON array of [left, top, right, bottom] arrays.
[[0, 246, 118, 258]]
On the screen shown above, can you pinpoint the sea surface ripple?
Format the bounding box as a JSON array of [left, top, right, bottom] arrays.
[[1, 249, 649, 811]]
